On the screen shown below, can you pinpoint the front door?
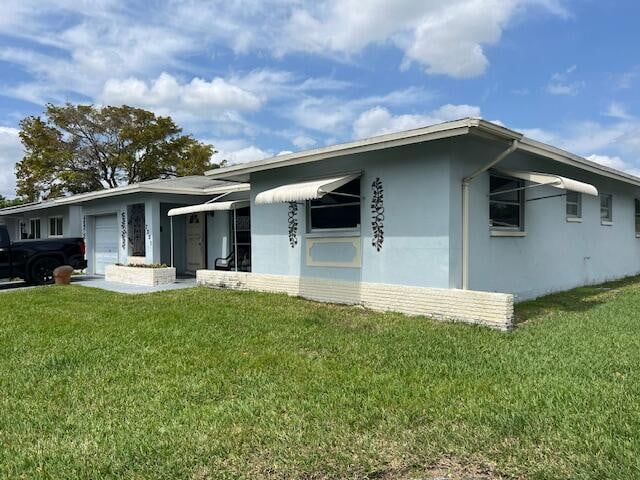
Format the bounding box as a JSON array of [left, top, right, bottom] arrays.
[[186, 213, 205, 273]]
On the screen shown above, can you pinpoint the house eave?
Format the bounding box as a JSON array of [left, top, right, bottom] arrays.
[[0, 182, 250, 216], [205, 117, 640, 189]]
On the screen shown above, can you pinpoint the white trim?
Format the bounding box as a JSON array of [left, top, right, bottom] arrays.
[[204, 117, 640, 189], [566, 217, 583, 223], [305, 236, 362, 268], [601, 221, 614, 227], [490, 230, 527, 237], [0, 178, 250, 216], [28, 217, 41, 239], [48, 215, 64, 237], [206, 119, 477, 181], [167, 200, 249, 217]]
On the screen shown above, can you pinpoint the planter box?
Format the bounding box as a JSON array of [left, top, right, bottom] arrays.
[[105, 265, 176, 286]]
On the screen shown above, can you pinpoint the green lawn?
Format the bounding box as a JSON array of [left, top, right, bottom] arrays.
[[1, 280, 640, 479]]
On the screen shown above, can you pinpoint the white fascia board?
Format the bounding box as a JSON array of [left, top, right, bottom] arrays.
[[517, 138, 640, 188], [0, 183, 249, 216], [205, 119, 474, 181]]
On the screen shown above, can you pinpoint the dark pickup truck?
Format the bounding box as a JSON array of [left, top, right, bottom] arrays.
[[0, 225, 87, 284]]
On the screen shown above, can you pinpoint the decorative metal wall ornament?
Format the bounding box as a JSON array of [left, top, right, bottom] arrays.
[[288, 202, 299, 248], [120, 212, 127, 250], [127, 204, 146, 256], [371, 177, 384, 252]]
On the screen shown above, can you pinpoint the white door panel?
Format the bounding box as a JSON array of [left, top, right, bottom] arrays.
[[186, 213, 205, 272], [94, 215, 119, 275]]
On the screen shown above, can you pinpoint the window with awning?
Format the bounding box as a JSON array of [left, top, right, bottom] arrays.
[[254, 173, 360, 205]]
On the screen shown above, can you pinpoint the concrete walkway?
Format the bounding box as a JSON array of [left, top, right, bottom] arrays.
[[73, 275, 198, 294]]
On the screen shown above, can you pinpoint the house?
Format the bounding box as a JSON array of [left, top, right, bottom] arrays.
[[197, 118, 640, 329], [0, 176, 249, 276]]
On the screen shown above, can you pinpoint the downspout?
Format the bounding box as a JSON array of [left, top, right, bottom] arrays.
[[461, 139, 520, 290]]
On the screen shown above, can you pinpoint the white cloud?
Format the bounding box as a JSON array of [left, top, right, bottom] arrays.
[[279, 0, 567, 78], [587, 154, 640, 177], [546, 65, 584, 96], [210, 139, 273, 166], [292, 135, 317, 149], [353, 104, 481, 139], [0, 127, 23, 198], [287, 86, 434, 134], [604, 102, 633, 121], [521, 119, 640, 178], [0, 0, 569, 103], [99, 73, 262, 121]]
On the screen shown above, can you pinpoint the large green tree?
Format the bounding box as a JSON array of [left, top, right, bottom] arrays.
[[16, 104, 218, 201], [0, 195, 26, 209]]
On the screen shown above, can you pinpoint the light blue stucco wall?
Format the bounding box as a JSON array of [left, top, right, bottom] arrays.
[[248, 135, 640, 301], [450, 136, 640, 300], [0, 205, 82, 241], [250, 140, 453, 288], [81, 192, 220, 274]]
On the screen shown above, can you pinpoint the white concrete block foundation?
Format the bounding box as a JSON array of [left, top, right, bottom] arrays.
[[106, 265, 176, 286], [196, 270, 514, 330]]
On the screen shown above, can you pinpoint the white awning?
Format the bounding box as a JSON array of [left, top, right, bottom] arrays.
[[497, 169, 598, 196], [255, 173, 360, 205], [167, 200, 250, 217]]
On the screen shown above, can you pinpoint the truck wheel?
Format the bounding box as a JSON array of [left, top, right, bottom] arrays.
[[29, 258, 61, 285]]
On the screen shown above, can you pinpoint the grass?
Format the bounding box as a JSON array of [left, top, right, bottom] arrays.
[[1, 280, 640, 479]]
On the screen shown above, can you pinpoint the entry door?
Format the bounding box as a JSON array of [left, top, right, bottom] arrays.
[[94, 215, 119, 275], [186, 213, 205, 272]]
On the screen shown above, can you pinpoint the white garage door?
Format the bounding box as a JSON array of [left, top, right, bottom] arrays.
[[94, 215, 119, 275]]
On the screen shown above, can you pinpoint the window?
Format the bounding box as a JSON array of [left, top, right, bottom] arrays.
[[20, 222, 27, 240], [635, 199, 640, 237], [29, 218, 41, 239], [489, 174, 524, 231], [600, 194, 613, 224], [49, 216, 63, 237], [308, 178, 361, 232], [566, 191, 582, 220]]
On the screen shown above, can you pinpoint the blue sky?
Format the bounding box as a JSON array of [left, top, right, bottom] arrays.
[[0, 0, 638, 197]]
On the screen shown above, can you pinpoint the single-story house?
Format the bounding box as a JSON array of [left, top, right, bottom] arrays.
[[0, 176, 249, 276], [197, 118, 640, 329]]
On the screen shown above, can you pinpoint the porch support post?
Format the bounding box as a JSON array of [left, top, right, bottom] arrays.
[[233, 208, 238, 272], [170, 216, 174, 268]]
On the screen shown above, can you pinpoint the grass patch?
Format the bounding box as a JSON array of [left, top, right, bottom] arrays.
[[1, 279, 640, 479]]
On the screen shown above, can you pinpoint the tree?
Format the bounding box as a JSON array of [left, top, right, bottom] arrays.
[[16, 104, 218, 201], [0, 195, 27, 209]]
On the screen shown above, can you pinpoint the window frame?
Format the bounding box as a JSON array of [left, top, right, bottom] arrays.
[[565, 191, 582, 222], [48, 216, 64, 237], [28, 218, 41, 239], [489, 173, 525, 233], [306, 177, 362, 234], [600, 193, 613, 225]]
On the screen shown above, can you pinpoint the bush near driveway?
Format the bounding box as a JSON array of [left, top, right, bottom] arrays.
[[0, 280, 639, 479]]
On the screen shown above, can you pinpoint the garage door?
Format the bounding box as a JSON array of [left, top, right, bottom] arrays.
[[94, 215, 119, 275]]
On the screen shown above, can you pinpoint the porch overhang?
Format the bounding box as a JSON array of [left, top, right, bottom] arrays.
[[167, 200, 250, 217], [496, 169, 599, 196], [255, 173, 360, 205]]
